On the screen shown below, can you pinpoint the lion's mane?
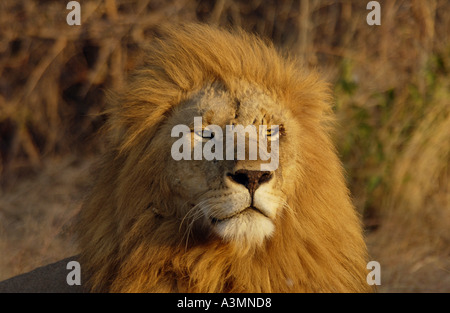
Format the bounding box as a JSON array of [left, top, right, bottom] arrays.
[[77, 24, 371, 292]]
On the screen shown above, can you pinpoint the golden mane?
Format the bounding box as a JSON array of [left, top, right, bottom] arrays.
[[77, 24, 371, 292]]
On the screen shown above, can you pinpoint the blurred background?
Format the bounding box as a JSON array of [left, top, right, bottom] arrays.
[[0, 0, 448, 292]]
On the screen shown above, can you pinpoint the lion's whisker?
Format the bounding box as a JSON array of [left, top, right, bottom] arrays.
[[180, 197, 215, 245], [179, 198, 210, 231]]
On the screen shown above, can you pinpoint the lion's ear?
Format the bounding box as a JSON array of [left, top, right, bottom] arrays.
[[287, 72, 334, 127], [102, 87, 174, 153]]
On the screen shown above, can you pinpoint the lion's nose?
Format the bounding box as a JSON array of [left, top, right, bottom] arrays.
[[227, 169, 273, 195]]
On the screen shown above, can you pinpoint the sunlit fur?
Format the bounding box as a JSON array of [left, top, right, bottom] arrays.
[[77, 24, 372, 292]]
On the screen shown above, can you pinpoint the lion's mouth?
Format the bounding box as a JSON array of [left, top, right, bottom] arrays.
[[210, 206, 268, 224]]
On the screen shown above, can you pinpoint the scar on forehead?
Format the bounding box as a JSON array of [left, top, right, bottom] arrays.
[[261, 112, 267, 124], [234, 98, 240, 119]]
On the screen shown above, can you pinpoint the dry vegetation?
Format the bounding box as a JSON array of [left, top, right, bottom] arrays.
[[0, 0, 449, 292]]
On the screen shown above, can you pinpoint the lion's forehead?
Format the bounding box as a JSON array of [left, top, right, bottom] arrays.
[[186, 82, 282, 127]]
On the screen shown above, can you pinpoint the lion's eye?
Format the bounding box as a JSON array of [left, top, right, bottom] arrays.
[[194, 129, 214, 139], [266, 126, 280, 141]]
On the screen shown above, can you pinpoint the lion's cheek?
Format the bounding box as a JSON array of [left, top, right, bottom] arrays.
[[171, 172, 209, 198]]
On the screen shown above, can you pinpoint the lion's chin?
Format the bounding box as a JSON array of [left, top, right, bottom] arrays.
[[209, 208, 275, 246]]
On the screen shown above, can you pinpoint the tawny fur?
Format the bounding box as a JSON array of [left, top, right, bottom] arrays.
[[77, 24, 372, 292]]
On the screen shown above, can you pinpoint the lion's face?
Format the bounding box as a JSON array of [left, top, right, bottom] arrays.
[[79, 25, 370, 293], [159, 81, 300, 246]]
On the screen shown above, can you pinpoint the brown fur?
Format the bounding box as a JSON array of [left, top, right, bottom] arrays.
[[77, 24, 372, 292]]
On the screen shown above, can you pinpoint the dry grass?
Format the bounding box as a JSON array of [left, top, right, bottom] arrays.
[[0, 157, 92, 280], [0, 0, 449, 292]]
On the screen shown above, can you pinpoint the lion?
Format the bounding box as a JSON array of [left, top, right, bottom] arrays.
[[77, 24, 372, 292]]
